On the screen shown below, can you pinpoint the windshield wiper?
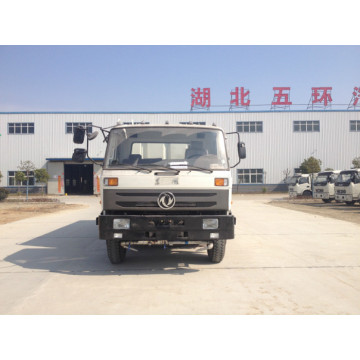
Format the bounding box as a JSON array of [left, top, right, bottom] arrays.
[[150, 163, 213, 173], [143, 164, 180, 175], [182, 165, 213, 173], [114, 163, 152, 173]]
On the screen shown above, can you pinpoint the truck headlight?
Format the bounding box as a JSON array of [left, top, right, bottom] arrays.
[[203, 219, 218, 230], [113, 219, 130, 229]]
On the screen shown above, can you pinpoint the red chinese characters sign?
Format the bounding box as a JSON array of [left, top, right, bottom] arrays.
[[272, 87, 292, 105], [271, 87, 292, 110], [352, 87, 360, 106], [230, 87, 250, 108], [311, 87, 333, 107], [189, 86, 360, 111], [191, 88, 211, 110]]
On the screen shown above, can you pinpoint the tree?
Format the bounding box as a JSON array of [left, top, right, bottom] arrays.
[[282, 168, 291, 183], [15, 171, 27, 194], [299, 156, 322, 174], [18, 160, 36, 201], [0, 171, 2, 184], [0, 188, 9, 202], [352, 157, 360, 169], [34, 168, 50, 194]]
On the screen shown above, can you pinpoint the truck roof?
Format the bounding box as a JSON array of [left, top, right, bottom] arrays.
[[111, 123, 225, 132], [340, 168, 360, 173]]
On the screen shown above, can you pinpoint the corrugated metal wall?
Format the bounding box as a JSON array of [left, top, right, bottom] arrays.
[[1, 111, 360, 187]]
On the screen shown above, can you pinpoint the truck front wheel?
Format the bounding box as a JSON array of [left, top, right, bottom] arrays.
[[106, 239, 127, 264], [207, 240, 226, 263]]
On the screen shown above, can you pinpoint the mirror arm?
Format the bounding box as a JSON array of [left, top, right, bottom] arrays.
[[90, 124, 110, 143], [85, 135, 103, 166], [226, 131, 242, 168]]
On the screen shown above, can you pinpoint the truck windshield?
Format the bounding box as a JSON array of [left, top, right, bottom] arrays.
[[104, 127, 229, 171], [289, 176, 300, 186], [337, 172, 355, 183], [315, 173, 330, 184]]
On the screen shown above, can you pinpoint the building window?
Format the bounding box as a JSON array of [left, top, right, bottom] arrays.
[[8, 171, 35, 186], [8, 123, 35, 134], [66, 122, 92, 134], [350, 120, 360, 131], [237, 169, 263, 184], [293, 121, 320, 132], [236, 121, 262, 133], [179, 122, 206, 125]]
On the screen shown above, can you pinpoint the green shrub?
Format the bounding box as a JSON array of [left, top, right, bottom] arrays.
[[299, 156, 322, 174], [0, 188, 9, 201]]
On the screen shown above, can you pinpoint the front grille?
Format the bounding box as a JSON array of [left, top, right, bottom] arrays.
[[115, 192, 216, 198], [337, 190, 346, 194], [116, 201, 217, 208], [316, 189, 324, 193], [104, 189, 228, 211]]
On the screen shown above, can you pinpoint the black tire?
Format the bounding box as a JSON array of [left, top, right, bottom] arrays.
[[207, 240, 226, 263], [322, 199, 331, 203], [106, 239, 127, 264], [303, 190, 312, 197], [345, 201, 355, 206]]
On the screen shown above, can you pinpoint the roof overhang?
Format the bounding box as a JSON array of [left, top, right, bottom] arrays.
[[46, 158, 103, 162]]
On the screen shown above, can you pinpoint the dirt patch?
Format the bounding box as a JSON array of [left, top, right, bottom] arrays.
[[268, 197, 360, 225], [0, 201, 84, 225]]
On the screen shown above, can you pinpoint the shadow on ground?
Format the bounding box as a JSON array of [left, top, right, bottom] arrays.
[[3, 221, 214, 275]]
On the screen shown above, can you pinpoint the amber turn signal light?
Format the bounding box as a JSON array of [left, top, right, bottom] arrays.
[[104, 177, 118, 186], [215, 178, 228, 186]]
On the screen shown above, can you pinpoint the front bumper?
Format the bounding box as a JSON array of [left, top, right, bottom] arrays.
[[335, 194, 353, 202], [97, 214, 235, 241], [314, 192, 330, 199]]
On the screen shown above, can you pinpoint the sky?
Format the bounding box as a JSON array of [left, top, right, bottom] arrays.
[[1, 45, 360, 112]]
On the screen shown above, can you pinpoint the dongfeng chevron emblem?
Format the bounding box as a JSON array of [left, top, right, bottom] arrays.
[[157, 192, 176, 209]]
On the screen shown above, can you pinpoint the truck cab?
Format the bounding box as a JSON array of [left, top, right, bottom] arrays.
[[334, 169, 360, 205], [288, 174, 312, 197], [78, 124, 246, 264], [313, 170, 340, 203]]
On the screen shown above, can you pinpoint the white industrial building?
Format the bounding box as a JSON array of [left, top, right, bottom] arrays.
[[1, 110, 360, 194]]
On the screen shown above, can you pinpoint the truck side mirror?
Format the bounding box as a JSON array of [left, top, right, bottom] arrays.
[[73, 126, 86, 144], [238, 142, 246, 159], [72, 148, 87, 162]]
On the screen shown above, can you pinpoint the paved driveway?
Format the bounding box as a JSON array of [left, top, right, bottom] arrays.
[[0, 194, 359, 314]]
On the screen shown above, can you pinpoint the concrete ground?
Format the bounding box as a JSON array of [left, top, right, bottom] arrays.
[[0, 194, 359, 314]]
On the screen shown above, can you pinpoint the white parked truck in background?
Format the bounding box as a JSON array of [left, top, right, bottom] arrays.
[[334, 169, 360, 205], [313, 170, 340, 203], [288, 173, 313, 197], [72, 124, 246, 264]]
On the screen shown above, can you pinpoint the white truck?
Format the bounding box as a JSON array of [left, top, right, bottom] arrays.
[[313, 170, 340, 203], [334, 169, 360, 205], [72, 124, 246, 264], [288, 173, 313, 197]]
